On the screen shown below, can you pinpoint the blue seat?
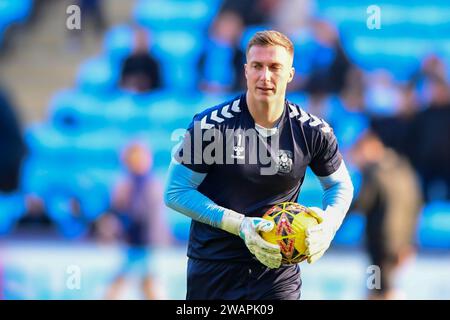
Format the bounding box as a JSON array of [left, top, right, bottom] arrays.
[[334, 112, 369, 152], [48, 89, 110, 132], [133, 0, 219, 31], [25, 123, 74, 159], [0, 192, 25, 235], [166, 207, 191, 242], [46, 189, 91, 239], [76, 56, 119, 93], [298, 168, 323, 208], [0, 0, 33, 25], [239, 25, 271, 52], [146, 95, 193, 124], [20, 157, 40, 195], [337, 15, 437, 80], [31, 169, 112, 237], [286, 92, 308, 106], [333, 212, 365, 246], [417, 201, 450, 249], [152, 30, 205, 91], [25, 123, 125, 170], [0, 0, 33, 47], [103, 24, 134, 64], [152, 149, 172, 170]]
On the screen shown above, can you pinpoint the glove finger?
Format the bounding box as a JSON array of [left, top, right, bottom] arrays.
[[305, 235, 322, 249], [255, 247, 281, 261], [307, 234, 329, 253], [247, 243, 257, 255], [305, 234, 326, 252], [307, 250, 324, 264], [305, 225, 323, 237], [255, 249, 282, 269], [255, 235, 281, 253], [245, 231, 279, 253], [305, 242, 323, 256]]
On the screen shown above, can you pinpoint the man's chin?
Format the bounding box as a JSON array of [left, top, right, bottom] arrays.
[[256, 93, 276, 102]]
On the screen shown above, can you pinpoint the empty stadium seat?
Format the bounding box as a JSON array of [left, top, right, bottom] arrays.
[[333, 212, 365, 246], [317, 0, 450, 80], [48, 89, 105, 132], [76, 56, 119, 93], [239, 25, 271, 52], [22, 164, 113, 239], [25, 123, 125, 170], [0, 0, 33, 47], [152, 30, 205, 91], [297, 169, 323, 208], [133, 0, 220, 31], [417, 201, 450, 249], [103, 24, 134, 64], [0, 0, 33, 23], [0, 192, 25, 235]]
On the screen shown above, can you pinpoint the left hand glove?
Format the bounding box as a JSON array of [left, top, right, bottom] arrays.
[[304, 207, 338, 264], [239, 217, 282, 269]]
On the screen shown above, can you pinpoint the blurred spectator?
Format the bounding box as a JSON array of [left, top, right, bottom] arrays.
[[407, 74, 450, 200], [219, 0, 278, 27], [300, 19, 352, 95], [272, 0, 313, 35], [12, 194, 58, 237], [197, 11, 245, 93], [103, 142, 172, 299], [91, 210, 122, 244], [350, 130, 423, 300], [61, 196, 92, 239], [120, 27, 162, 93], [371, 83, 419, 158], [364, 70, 402, 118], [397, 82, 421, 117], [325, 67, 369, 153], [0, 88, 26, 193], [412, 54, 448, 106]]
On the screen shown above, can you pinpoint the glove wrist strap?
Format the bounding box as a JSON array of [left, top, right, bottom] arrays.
[[324, 205, 346, 234], [220, 209, 245, 236]]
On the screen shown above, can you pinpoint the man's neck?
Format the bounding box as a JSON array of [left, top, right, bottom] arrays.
[[246, 92, 285, 128]]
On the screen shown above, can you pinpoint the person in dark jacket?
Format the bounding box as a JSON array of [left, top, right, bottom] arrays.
[[0, 88, 26, 193]]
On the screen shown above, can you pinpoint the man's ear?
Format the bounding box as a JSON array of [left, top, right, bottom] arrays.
[[244, 63, 248, 79], [288, 67, 295, 83]]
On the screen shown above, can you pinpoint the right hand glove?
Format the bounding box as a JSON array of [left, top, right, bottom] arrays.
[[239, 217, 282, 269]]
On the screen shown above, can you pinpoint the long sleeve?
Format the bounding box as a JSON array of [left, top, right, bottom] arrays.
[[164, 161, 243, 235], [316, 160, 354, 232]]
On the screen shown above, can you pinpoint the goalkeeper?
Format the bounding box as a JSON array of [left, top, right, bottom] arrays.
[[165, 30, 354, 300]]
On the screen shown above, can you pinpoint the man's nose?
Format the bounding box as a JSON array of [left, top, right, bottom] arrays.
[[261, 67, 271, 81]]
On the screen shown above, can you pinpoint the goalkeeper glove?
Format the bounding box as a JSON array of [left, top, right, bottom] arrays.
[[220, 210, 282, 269], [305, 206, 342, 264]]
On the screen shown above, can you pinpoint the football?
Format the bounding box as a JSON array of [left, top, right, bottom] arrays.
[[260, 202, 323, 264]]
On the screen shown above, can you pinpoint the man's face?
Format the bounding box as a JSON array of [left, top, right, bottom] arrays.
[[245, 45, 295, 103]]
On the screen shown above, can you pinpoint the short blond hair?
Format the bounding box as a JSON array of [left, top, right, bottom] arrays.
[[246, 30, 294, 57]]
